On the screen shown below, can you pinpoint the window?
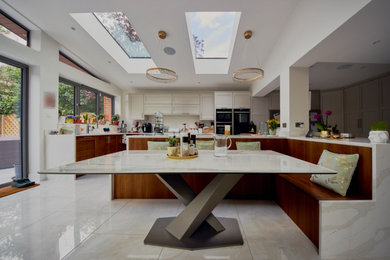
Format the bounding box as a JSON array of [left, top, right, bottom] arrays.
[[94, 12, 151, 58], [187, 12, 238, 59], [58, 81, 75, 116], [59, 52, 104, 81], [0, 55, 28, 185], [58, 78, 114, 119], [0, 9, 29, 46]]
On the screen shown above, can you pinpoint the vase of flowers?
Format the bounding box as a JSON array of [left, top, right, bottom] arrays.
[[368, 121, 389, 143], [315, 110, 333, 138], [98, 114, 105, 125], [65, 115, 75, 124], [267, 119, 279, 135]]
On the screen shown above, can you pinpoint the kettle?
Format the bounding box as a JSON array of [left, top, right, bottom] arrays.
[[214, 135, 232, 157]]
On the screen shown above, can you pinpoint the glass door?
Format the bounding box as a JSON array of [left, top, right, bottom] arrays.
[[0, 56, 28, 186]]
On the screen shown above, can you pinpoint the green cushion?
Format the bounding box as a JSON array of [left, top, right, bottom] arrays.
[[236, 141, 261, 150], [196, 140, 215, 150], [147, 141, 169, 150], [310, 150, 359, 196]]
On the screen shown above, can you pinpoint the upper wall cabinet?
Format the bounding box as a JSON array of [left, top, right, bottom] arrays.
[[233, 92, 251, 109], [172, 94, 200, 105], [144, 94, 172, 104], [200, 94, 214, 120], [129, 94, 144, 120], [215, 92, 233, 109], [268, 91, 280, 110]]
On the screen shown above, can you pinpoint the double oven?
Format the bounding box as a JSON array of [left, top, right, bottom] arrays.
[[215, 109, 250, 135]]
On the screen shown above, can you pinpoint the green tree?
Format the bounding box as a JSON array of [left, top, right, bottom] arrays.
[[0, 63, 21, 116], [58, 82, 75, 116]]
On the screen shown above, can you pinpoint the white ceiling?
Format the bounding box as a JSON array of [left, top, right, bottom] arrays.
[[295, 0, 390, 90], [309, 62, 390, 90], [2, 0, 300, 91]]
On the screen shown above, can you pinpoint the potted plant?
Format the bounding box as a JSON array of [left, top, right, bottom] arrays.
[[368, 121, 389, 143], [98, 114, 105, 125], [74, 115, 82, 124], [82, 113, 89, 124], [112, 114, 120, 126], [315, 110, 332, 138], [267, 119, 279, 135], [58, 110, 66, 124], [65, 115, 75, 124], [167, 136, 179, 156]]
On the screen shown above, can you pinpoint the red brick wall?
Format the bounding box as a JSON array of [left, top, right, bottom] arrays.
[[104, 96, 112, 121]]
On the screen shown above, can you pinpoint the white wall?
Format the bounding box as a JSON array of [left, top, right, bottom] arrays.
[[0, 31, 122, 181]]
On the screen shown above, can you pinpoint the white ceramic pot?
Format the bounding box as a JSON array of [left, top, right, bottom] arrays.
[[269, 129, 277, 135], [368, 130, 389, 143], [167, 146, 178, 156]]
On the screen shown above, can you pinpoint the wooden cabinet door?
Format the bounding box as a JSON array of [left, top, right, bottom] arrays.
[[76, 137, 96, 162], [129, 94, 144, 120], [233, 92, 251, 109], [95, 136, 108, 157], [200, 94, 214, 120]]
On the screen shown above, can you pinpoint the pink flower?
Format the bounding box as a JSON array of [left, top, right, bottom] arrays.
[[314, 113, 322, 120], [325, 110, 332, 116]]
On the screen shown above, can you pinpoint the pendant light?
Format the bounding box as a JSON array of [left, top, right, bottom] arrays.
[[146, 30, 178, 83], [232, 30, 264, 82]]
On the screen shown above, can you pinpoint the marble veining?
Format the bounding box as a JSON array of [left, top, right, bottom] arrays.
[[40, 150, 335, 175]]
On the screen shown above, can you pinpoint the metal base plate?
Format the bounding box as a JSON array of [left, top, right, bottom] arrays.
[[144, 217, 243, 250]]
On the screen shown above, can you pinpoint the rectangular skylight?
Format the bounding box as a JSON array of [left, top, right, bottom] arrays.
[[94, 12, 150, 58], [187, 12, 237, 59]]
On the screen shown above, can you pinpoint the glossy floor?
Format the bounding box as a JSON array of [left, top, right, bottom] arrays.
[[0, 175, 321, 260]]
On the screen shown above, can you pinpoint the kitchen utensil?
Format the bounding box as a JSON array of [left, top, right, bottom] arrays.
[[214, 135, 232, 157]]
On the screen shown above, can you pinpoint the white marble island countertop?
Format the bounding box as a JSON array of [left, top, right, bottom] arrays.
[[40, 150, 335, 175]]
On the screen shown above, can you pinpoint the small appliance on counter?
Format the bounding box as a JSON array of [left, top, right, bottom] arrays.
[[248, 121, 256, 134], [142, 123, 153, 133], [154, 112, 164, 134]]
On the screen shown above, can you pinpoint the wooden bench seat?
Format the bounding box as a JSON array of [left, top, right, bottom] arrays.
[[277, 174, 366, 201]]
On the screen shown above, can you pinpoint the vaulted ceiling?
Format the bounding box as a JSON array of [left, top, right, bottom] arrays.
[[2, 0, 300, 90]]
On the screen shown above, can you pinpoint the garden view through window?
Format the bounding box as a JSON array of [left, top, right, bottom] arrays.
[[0, 60, 23, 185]]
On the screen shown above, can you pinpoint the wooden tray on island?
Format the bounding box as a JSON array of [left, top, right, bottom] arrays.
[[167, 154, 198, 160]]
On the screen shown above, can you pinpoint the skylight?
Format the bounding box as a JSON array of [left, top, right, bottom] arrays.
[[94, 12, 150, 58], [187, 12, 237, 59]]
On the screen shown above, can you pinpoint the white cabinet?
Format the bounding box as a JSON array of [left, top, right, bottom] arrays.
[[129, 94, 144, 120], [172, 105, 200, 115], [268, 91, 280, 110], [251, 97, 268, 130], [144, 94, 172, 104], [215, 92, 233, 109], [144, 104, 172, 115], [321, 89, 344, 132], [172, 94, 200, 105], [233, 92, 251, 109], [200, 94, 214, 120]]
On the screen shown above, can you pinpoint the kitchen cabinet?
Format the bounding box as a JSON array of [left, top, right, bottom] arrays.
[[233, 92, 251, 109], [215, 92, 233, 109], [267, 91, 280, 110], [129, 94, 144, 120], [76, 135, 125, 162], [360, 80, 380, 136], [172, 105, 200, 115], [251, 97, 268, 130], [144, 104, 172, 115], [172, 94, 200, 105], [200, 94, 214, 120], [321, 89, 344, 132], [310, 91, 321, 110], [144, 94, 172, 104]]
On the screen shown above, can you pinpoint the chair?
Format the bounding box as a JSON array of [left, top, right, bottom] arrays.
[[147, 141, 169, 150], [235, 141, 261, 150], [196, 140, 215, 150]]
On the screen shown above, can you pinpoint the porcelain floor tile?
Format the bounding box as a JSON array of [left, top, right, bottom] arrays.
[[64, 234, 162, 260]]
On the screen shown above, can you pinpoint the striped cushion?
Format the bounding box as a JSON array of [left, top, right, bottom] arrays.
[[236, 141, 261, 150], [147, 141, 169, 150], [196, 140, 215, 150]]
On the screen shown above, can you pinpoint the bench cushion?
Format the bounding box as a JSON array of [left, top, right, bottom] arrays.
[[147, 141, 169, 150], [196, 140, 214, 150], [236, 141, 261, 150], [310, 150, 359, 196]]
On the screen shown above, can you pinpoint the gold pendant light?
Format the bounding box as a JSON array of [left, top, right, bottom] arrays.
[[146, 30, 178, 83], [232, 30, 264, 82]]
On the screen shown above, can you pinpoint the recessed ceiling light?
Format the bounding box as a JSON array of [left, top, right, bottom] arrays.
[[372, 40, 381, 45], [336, 64, 353, 70], [197, 81, 201, 84], [164, 47, 176, 55], [108, 61, 111, 64], [71, 26, 76, 31], [130, 81, 133, 84]]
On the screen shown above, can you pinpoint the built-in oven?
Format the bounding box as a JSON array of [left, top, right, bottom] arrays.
[[233, 109, 250, 135], [216, 123, 232, 135], [216, 109, 233, 123]]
